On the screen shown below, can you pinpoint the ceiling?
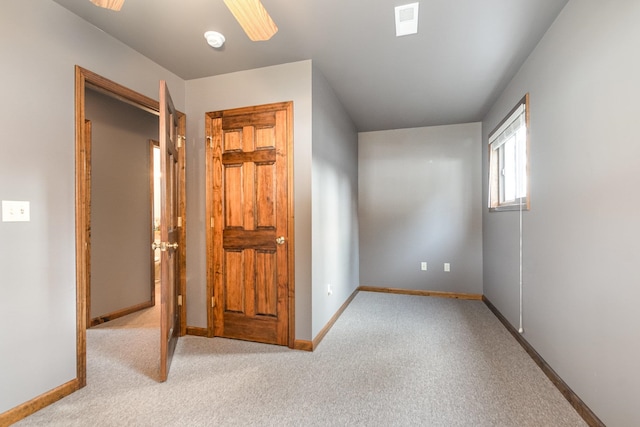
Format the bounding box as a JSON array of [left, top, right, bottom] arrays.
[[52, 0, 568, 132]]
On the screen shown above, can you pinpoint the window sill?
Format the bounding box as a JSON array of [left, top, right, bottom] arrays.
[[489, 203, 529, 212]]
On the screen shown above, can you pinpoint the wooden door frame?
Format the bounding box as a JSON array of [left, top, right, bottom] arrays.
[[74, 66, 187, 386], [204, 101, 295, 348]]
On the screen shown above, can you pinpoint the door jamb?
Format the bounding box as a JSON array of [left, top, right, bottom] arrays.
[[74, 66, 187, 386]]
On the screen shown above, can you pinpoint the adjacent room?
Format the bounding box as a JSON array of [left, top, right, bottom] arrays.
[[1, 1, 639, 426]]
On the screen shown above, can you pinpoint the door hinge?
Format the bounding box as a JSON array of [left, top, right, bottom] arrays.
[[178, 294, 183, 306], [211, 297, 215, 308], [177, 135, 184, 148], [177, 216, 183, 227], [210, 217, 214, 228], [206, 135, 213, 148]]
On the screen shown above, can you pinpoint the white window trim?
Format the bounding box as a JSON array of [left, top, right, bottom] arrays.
[[488, 93, 530, 212]]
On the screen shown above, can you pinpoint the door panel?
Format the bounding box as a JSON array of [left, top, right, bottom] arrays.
[[256, 163, 275, 227], [224, 250, 245, 312], [206, 102, 292, 346], [224, 165, 243, 226], [159, 80, 181, 381], [255, 250, 277, 316]]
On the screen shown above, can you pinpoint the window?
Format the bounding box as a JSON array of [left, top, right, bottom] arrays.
[[488, 93, 530, 211]]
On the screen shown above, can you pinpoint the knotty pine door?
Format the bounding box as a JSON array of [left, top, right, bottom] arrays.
[[206, 102, 293, 346]]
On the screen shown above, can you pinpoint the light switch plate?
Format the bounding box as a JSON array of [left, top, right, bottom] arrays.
[[395, 2, 419, 37], [2, 200, 30, 222]]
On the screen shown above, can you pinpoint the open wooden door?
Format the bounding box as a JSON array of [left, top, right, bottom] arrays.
[[159, 81, 181, 381]]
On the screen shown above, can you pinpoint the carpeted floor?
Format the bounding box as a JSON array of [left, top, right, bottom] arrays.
[[15, 291, 587, 426]]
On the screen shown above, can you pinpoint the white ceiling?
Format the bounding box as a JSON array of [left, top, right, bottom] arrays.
[[52, 0, 568, 132]]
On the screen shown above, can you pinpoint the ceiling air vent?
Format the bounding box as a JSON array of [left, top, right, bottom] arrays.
[[395, 2, 419, 37]]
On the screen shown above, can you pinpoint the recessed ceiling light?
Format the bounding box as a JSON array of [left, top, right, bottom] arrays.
[[204, 31, 225, 48], [395, 2, 419, 37]]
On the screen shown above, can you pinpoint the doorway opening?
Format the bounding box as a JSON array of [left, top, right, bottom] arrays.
[[74, 66, 186, 386], [85, 88, 158, 327]]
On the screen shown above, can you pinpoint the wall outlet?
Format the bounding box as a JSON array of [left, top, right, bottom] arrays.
[[327, 284, 333, 296], [444, 263, 451, 272], [421, 262, 427, 271]]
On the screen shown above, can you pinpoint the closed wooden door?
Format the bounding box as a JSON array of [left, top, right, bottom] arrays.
[[206, 102, 293, 346]]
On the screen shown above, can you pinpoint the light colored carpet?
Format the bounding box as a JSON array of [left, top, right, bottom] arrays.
[[15, 292, 587, 426], [92, 283, 160, 330]]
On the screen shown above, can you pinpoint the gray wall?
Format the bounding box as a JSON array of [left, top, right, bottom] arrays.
[[359, 123, 483, 294], [86, 89, 157, 318], [184, 61, 314, 339], [482, 1, 640, 425], [10, 1, 638, 425], [311, 65, 359, 338], [0, 0, 184, 413]]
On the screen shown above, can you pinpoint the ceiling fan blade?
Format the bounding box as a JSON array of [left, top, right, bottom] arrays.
[[89, 0, 125, 11], [223, 0, 278, 41]]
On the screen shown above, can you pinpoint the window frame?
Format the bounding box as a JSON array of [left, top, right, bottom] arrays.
[[488, 93, 530, 212]]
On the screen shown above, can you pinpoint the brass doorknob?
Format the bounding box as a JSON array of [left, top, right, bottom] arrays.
[[276, 236, 285, 245], [152, 241, 178, 251]]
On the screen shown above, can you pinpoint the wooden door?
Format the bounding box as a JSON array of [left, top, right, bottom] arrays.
[[159, 81, 181, 381], [206, 102, 293, 347]]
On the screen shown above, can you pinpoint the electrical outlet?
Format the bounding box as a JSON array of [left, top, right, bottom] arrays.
[[2, 200, 30, 222], [421, 262, 427, 271], [327, 284, 333, 296], [444, 263, 450, 272]]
